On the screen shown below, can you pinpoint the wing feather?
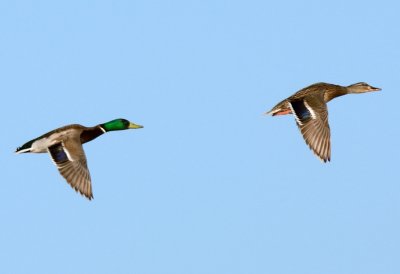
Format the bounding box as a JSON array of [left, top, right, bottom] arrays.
[[289, 95, 331, 162], [48, 139, 93, 200]]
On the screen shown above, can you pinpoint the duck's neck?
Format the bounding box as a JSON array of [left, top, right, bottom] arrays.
[[80, 126, 106, 144], [324, 86, 348, 102]]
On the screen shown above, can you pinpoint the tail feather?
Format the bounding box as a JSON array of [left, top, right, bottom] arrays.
[[15, 147, 31, 154], [15, 139, 35, 154], [265, 109, 280, 116]]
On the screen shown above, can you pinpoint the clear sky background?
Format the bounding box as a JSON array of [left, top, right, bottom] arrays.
[[1, 1, 399, 273]]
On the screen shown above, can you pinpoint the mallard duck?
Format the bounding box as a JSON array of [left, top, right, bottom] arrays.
[[16, 118, 143, 200], [266, 82, 380, 162]]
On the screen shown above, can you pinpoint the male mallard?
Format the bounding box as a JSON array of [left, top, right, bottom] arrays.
[[16, 118, 143, 200], [266, 82, 380, 162]]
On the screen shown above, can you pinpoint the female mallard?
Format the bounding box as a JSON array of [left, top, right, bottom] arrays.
[[16, 118, 143, 200], [266, 82, 380, 162]]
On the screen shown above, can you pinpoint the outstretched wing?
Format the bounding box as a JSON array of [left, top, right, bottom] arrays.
[[48, 139, 93, 200], [289, 95, 331, 162]]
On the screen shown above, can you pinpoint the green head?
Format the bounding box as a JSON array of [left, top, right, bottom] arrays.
[[100, 118, 143, 132]]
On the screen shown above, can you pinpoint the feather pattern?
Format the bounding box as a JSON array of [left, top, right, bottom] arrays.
[[290, 95, 331, 162], [15, 118, 143, 200], [266, 82, 380, 162], [48, 142, 93, 200]]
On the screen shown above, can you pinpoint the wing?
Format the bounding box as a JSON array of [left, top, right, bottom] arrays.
[[289, 95, 331, 162], [48, 139, 93, 200]]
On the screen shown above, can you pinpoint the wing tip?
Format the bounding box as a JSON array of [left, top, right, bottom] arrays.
[[319, 156, 331, 163], [74, 187, 94, 201]]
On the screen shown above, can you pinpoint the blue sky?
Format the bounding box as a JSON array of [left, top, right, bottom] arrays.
[[1, 1, 399, 273]]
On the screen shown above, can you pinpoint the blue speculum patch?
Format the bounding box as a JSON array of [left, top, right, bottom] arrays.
[[49, 144, 68, 163], [291, 100, 311, 121]]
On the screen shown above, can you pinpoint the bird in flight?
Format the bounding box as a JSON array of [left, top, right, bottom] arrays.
[[266, 82, 380, 162], [16, 118, 143, 200]]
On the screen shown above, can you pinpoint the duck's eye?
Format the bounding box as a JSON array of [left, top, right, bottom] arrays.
[[122, 119, 129, 127]]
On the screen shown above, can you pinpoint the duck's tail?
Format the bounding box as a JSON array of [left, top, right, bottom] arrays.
[[15, 140, 35, 154]]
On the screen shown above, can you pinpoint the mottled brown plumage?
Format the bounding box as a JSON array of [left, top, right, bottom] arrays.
[[266, 82, 380, 162]]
